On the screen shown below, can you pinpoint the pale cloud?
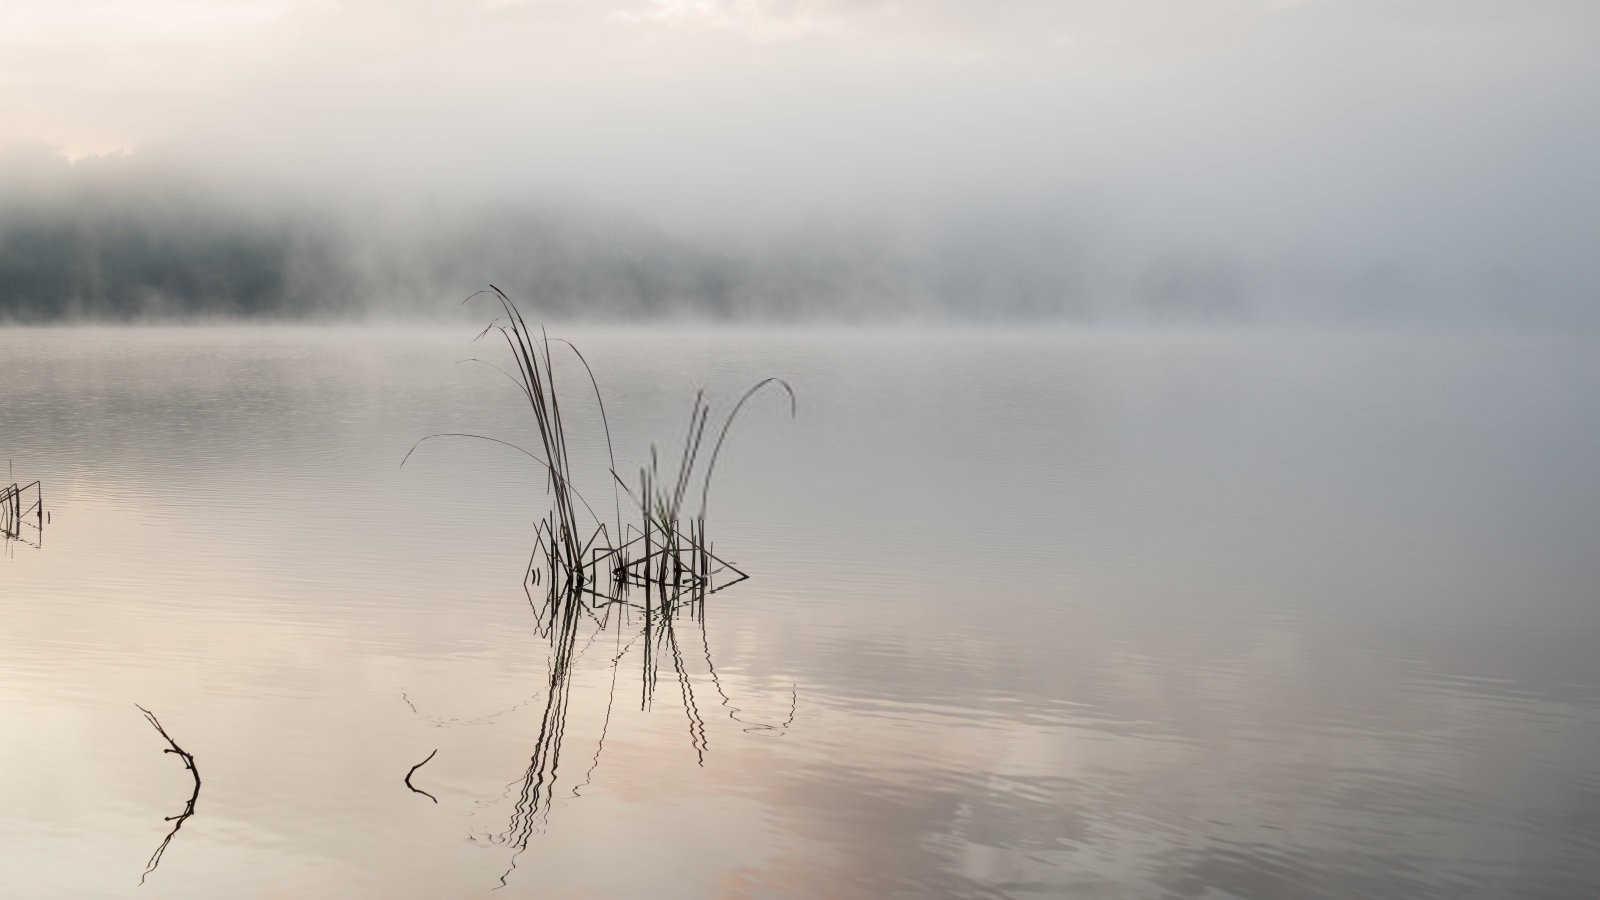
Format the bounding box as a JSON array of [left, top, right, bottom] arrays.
[[0, 0, 294, 37]]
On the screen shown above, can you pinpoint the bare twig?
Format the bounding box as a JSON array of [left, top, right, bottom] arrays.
[[135, 705, 200, 885], [405, 749, 440, 804]]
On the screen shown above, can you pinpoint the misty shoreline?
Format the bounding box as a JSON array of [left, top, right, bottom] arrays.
[[4, 145, 1593, 331]]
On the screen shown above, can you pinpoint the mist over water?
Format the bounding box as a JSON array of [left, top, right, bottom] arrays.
[[3, 326, 1599, 897]]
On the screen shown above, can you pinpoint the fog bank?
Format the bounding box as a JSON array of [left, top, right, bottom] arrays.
[[2, 1, 1596, 324]]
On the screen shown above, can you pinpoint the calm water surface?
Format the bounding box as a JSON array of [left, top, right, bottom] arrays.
[[2, 326, 1598, 898]]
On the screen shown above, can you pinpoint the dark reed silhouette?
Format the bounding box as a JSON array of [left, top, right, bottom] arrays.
[[401, 286, 793, 628], [401, 289, 798, 888], [135, 705, 200, 885], [1, 477, 44, 551]]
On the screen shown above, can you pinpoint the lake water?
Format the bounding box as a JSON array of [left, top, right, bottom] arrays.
[[2, 325, 1598, 898]]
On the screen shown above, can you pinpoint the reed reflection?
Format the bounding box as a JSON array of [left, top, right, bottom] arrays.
[[477, 557, 797, 889]]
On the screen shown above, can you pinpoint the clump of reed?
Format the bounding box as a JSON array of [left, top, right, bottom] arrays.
[[405, 285, 793, 631], [398, 291, 797, 889]]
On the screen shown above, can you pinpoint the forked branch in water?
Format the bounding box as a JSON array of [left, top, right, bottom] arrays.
[[405, 749, 440, 804], [135, 704, 200, 885]]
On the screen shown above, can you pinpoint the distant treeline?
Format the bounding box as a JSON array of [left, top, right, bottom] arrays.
[[0, 150, 1580, 325], [0, 147, 1228, 322], [0, 206, 345, 319], [0, 195, 1098, 321]]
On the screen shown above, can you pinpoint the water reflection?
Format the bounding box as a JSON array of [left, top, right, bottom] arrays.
[[401, 688, 546, 729], [468, 530, 794, 889], [4, 328, 1599, 897]]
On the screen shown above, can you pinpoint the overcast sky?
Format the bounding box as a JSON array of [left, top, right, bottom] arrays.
[[2, 1, 1597, 320]]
